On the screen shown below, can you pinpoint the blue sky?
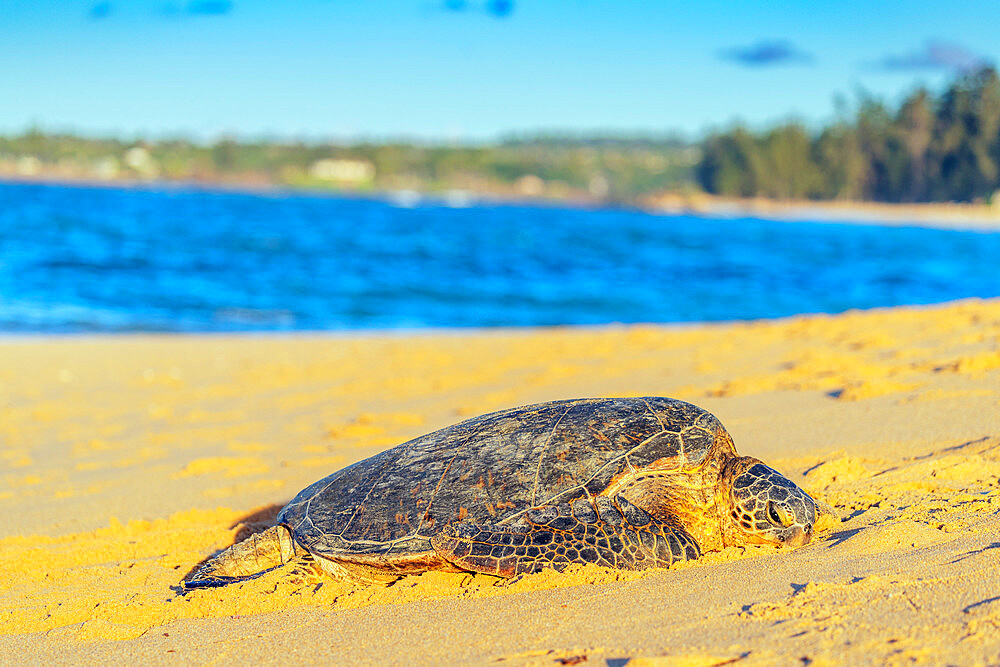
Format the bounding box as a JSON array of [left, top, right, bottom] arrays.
[[3, 0, 999, 141]]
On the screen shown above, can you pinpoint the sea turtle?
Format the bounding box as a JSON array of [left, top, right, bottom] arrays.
[[185, 397, 817, 587]]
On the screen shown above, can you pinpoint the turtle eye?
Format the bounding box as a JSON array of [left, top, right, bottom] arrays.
[[767, 501, 789, 526]]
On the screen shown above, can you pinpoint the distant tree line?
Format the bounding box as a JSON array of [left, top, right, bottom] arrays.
[[0, 130, 698, 203], [5, 67, 1000, 204], [697, 67, 1000, 202]]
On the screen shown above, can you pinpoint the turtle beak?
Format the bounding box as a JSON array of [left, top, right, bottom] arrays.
[[782, 524, 812, 548]]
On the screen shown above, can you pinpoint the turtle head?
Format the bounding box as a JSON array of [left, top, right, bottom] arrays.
[[719, 456, 816, 549]]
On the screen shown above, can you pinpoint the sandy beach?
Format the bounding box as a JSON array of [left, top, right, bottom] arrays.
[[1, 298, 999, 664]]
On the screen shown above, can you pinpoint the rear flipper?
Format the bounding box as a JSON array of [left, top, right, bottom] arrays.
[[184, 524, 302, 589], [431, 496, 700, 577]]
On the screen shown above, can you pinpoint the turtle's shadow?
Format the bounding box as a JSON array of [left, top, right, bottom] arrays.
[[229, 503, 287, 542], [172, 502, 289, 594]]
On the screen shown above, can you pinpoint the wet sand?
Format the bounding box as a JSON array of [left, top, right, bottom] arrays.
[[1, 299, 999, 664]]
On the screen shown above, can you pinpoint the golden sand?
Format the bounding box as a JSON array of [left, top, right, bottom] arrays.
[[1, 299, 999, 664]]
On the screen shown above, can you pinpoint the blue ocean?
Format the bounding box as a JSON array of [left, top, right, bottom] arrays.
[[1, 181, 998, 333]]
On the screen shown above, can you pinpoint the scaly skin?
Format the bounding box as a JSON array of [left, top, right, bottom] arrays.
[[718, 457, 816, 547], [186, 525, 301, 588], [431, 495, 700, 576]]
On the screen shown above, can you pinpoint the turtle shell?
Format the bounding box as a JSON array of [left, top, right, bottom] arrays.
[[277, 397, 730, 558]]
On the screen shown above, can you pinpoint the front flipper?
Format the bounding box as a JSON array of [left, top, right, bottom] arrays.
[[431, 496, 700, 577]]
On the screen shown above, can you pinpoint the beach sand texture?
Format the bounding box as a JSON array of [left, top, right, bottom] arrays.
[[1, 299, 999, 665]]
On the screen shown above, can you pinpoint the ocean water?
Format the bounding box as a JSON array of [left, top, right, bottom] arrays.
[[1, 182, 998, 333]]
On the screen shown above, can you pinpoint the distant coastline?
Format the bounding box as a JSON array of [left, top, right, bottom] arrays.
[[0, 171, 598, 209], [4, 171, 1000, 234]]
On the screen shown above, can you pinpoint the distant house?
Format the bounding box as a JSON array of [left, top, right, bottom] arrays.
[[92, 156, 120, 180], [123, 146, 159, 178], [309, 158, 375, 185], [515, 174, 545, 196], [16, 156, 41, 176]]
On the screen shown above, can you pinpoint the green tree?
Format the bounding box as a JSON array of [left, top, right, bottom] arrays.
[[696, 127, 766, 197], [813, 123, 867, 199], [896, 88, 934, 201], [931, 67, 1000, 201], [759, 123, 820, 198]]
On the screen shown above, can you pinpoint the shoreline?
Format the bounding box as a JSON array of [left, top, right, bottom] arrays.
[[0, 296, 988, 340], [1, 298, 999, 663], [642, 191, 1000, 232], [5, 173, 1000, 232]]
